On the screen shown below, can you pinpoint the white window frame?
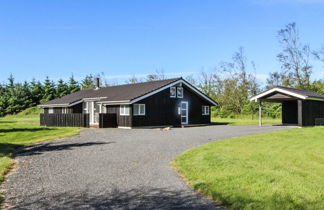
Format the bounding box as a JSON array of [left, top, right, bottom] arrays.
[[48, 108, 54, 114], [120, 105, 130, 116], [133, 104, 145, 116], [177, 87, 183, 98], [202, 106, 210, 115], [170, 87, 176, 98], [62, 108, 68, 114]]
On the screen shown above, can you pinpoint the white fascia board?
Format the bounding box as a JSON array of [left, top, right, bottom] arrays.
[[98, 100, 131, 105], [68, 100, 84, 107], [37, 100, 83, 108], [181, 80, 218, 106], [37, 104, 69, 108], [130, 79, 218, 106], [250, 88, 307, 102], [83, 97, 108, 101]]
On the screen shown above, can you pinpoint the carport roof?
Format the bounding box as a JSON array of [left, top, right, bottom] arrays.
[[250, 86, 324, 102]]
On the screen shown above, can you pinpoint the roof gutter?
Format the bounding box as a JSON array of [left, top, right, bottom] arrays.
[[97, 100, 131, 105], [38, 99, 83, 108], [37, 104, 70, 108], [306, 97, 324, 102]]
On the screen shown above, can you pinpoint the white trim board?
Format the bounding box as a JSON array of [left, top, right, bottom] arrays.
[[38, 104, 69, 108], [131, 79, 218, 106], [118, 126, 132, 129], [250, 88, 307, 102], [38, 100, 83, 108]]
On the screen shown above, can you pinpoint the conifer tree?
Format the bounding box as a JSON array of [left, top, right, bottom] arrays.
[[81, 75, 95, 89], [57, 79, 69, 97], [40, 77, 56, 103], [68, 75, 80, 93], [30, 79, 44, 106]]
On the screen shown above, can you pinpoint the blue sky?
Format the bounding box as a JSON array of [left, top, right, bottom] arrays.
[[1, 0, 324, 86]]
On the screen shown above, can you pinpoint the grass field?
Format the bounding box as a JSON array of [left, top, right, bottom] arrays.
[[173, 127, 324, 209], [0, 108, 80, 202], [212, 116, 281, 126]]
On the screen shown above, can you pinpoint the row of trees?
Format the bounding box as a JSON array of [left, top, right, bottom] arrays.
[[1, 22, 324, 118], [0, 75, 97, 116], [0, 71, 180, 117]]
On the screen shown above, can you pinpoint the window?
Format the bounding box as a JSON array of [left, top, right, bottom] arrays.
[[170, 87, 176, 98], [133, 104, 145, 116], [120, 105, 130, 116], [62, 108, 68, 114], [202, 106, 210, 115], [48, 108, 54, 114], [177, 87, 183, 98]]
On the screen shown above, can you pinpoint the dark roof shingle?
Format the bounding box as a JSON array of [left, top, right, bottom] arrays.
[[40, 78, 182, 106], [275, 86, 324, 99]]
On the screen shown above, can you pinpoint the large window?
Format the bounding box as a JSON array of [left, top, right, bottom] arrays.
[[133, 104, 145, 116], [177, 87, 183, 98], [48, 108, 54, 114], [120, 105, 130, 116], [202, 106, 210, 115], [170, 87, 176, 98]]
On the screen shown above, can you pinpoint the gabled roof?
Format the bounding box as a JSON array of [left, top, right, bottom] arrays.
[[250, 86, 324, 102], [39, 78, 218, 107]]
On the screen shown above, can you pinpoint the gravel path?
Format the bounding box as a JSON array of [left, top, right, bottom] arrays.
[[1, 125, 292, 209]]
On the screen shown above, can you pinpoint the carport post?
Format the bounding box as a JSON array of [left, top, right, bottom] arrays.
[[259, 101, 262, 127]]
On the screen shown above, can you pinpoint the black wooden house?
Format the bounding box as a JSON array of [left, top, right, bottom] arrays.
[[250, 86, 324, 126], [39, 78, 218, 128]]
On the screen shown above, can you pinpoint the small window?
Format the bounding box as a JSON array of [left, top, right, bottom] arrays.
[[62, 108, 67, 114], [202, 106, 210, 115], [120, 105, 130, 116], [177, 87, 183, 98], [133, 104, 145, 116], [48, 108, 54, 114], [170, 87, 176, 98]]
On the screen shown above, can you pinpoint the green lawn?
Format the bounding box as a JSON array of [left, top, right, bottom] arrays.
[[173, 127, 324, 210], [212, 116, 281, 126], [0, 112, 80, 202]]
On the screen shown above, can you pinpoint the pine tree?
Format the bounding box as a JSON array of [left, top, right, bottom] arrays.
[[30, 79, 44, 106], [0, 83, 8, 116], [40, 77, 56, 103], [57, 79, 69, 97], [81, 75, 95, 89], [68, 75, 80, 93]]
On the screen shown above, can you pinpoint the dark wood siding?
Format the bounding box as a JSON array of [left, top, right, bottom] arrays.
[[71, 103, 83, 113], [282, 101, 298, 124], [99, 113, 117, 128], [132, 85, 211, 127], [105, 105, 132, 127], [302, 100, 324, 126], [40, 113, 89, 127], [43, 103, 83, 114]]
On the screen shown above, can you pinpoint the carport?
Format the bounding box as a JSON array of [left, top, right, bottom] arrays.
[[250, 86, 324, 126]]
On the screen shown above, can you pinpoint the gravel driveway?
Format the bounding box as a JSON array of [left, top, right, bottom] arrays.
[[1, 125, 292, 209]]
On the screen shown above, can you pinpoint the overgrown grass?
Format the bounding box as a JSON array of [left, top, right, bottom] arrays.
[[212, 115, 281, 126], [173, 127, 324, 209], [1, 107, 42, 124], [0, 110, 80, 203]]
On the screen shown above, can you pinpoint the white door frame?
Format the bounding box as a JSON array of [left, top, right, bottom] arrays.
[[180, 101, 188, 125], [89, 101, 99, 125]]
